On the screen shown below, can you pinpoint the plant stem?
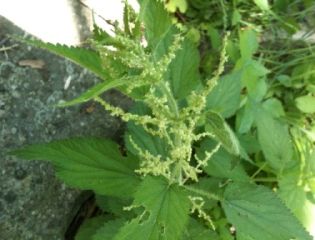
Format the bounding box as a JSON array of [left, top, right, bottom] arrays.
[[158, 81, 184, 183], [158, 82, 179, 119], [250, 162, 267, 180]]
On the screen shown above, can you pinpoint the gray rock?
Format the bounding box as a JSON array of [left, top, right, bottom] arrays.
[[0, 16, 131, 240]]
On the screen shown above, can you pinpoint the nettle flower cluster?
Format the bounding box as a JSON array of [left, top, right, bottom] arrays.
[[92, 30, 229, 187]]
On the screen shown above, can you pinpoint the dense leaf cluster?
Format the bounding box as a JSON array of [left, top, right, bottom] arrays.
[[12, 0, 315, 239]]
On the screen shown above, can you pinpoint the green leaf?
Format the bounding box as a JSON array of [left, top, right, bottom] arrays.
[[16, 37, 109, 80], [93, 218, 126, 240], [253, 0, 270, 11], [277, 74, 292, 87], [153, 30, 201, 100], [306, 84, 315, 94], [165, 0, 188, 13], [114, 176, 190, 240], [139, 0, 172, 48], [206, 72, 242, 118], [125, 103, 169, 158], [222, 182, 312, 240], [12, 138, 140, 197], [198, 139, 250, 182], [58, 78, 127, 107], [188, 177, 222, 209], [205, 111, 241, 156], [92, 24, 112, 43], [153, 26, 177, 61], [255, 109, 295, 171], [236, 100, 255, 134], [295, 95, 315, 113], [215, 219, 235, 240], [307, 150, 315, 177], [238, 60, 269, 98], [183, 218, 219, 240], [238, 133, 261, 154], [262, 98, 285, 118], [273, 0, 289, 11], [75, 216, 107, 240], [278, 171, 315, 232], [247, 75, 268, 100], [239, 29, 258, 59], [95, 195, 134, 218], [207, 26, 221, 49], [232, 9, 242, 26], [227, 39, 241, 63], [168, 37, 201, 99], [125, 121, 169, 159]]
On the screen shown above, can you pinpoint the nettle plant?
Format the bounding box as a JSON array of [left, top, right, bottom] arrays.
[[13, 0, 315, 239]]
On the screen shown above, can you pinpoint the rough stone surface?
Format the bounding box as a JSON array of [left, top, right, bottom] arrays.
[[0, 17, 130, 240]]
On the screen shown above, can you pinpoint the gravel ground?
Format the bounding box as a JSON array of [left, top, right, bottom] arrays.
[[0, 17, 130, 239]]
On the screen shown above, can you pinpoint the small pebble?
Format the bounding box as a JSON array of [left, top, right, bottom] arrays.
[[11, 127, 17, 134], [18, 134, 26, 143], [12, 91, 21, 98]]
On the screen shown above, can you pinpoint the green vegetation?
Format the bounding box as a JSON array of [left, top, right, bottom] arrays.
[[12, 0, 315, 239]]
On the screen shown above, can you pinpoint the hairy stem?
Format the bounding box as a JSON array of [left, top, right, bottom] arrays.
[[158, 82, 179, 119]]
